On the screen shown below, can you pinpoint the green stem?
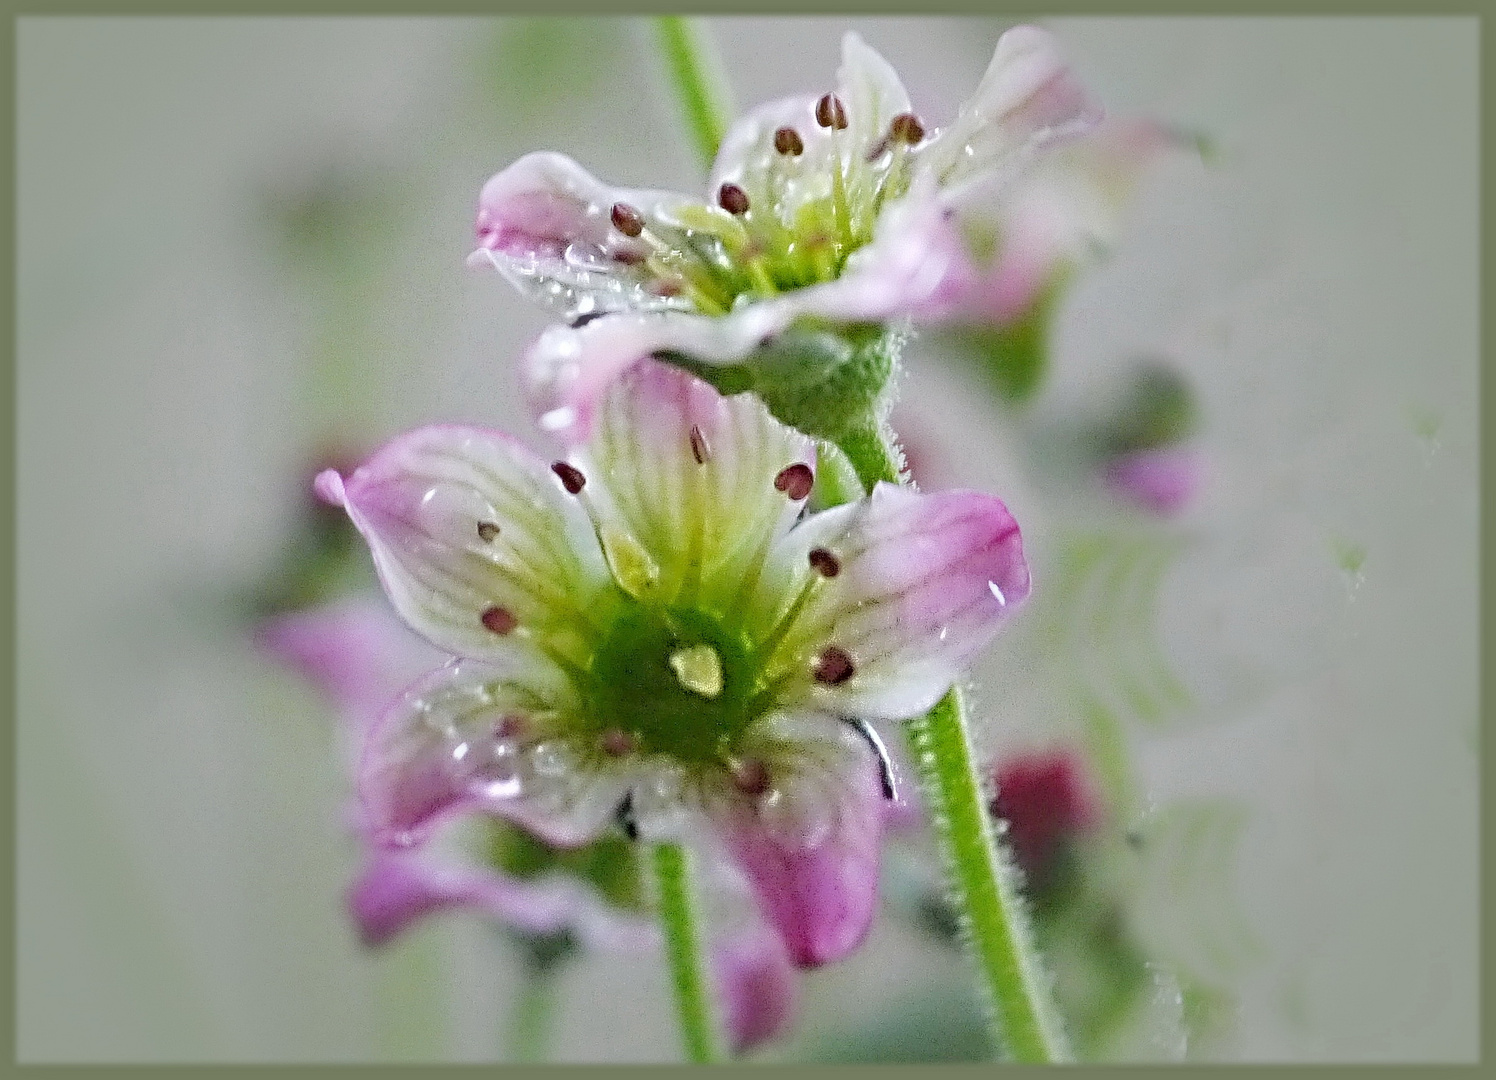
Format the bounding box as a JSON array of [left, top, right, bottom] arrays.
[[505, 931, 576, 1062], [907, 690, 1072, 1062], [652, 842, 724, 1063], [653, 17, 735, 172], [507, 960, 559, 1062], [834, 419, 1070, 1062]]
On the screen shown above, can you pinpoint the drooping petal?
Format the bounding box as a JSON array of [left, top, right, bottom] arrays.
[[917, 25, 1102, 203], [256, 595, 446, 743], [711, 713, 886, 968], [317, 425, 613, 666], [470, 151, 692, 322], [348, 840, 660, 951], [349, 846, 583, 946], [713, 922, 799, 1053], [524, 305, 793, 443], [764, 483, 1031, 722], [358, 657, 630, 850], [573, 359, 815, 609]]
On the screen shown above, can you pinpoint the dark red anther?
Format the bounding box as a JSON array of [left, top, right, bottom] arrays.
[[808, 547, 841, 578], [481, 606, 518, 635], [773, 462, 814, 501], [815, 93, 848, 130], [773, 126, 805, 155], [551, 461, 587, 494], [689, 424, 711, 465], [889, 112, 926, 145], [717, 183, 750, 215], [477, 521, 500, 542], [610, 202, 645, 237], [813, 645, 855, 685]]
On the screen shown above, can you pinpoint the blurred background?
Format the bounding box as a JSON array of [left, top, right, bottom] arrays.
[[17, 16, 1476, 1062]]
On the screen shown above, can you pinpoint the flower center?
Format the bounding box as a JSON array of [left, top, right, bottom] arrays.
[[609, 104, 927, 317], [586, 603, 758, 764]]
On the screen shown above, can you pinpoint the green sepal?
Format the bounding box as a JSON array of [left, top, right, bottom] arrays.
[[661, 320, 903, 447]]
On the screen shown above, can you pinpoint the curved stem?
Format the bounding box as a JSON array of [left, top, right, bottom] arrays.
[[907, 690, 1072, 1062], [834, 419, 1070, 1062], [652, 841, 724, 1063], [653, 17, 735, 172]]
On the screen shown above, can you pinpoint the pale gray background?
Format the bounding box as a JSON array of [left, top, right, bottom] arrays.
[[17, 17, 1477, 1061]]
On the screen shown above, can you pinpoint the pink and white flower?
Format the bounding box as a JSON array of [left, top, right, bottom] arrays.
[[470, 26, 1100, 441], [315, 359, 1030, 967], [259, 595, 797, 1053]]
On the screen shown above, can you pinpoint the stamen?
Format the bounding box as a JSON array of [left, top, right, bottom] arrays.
[[773, 126, 804, 155], [842, 716, 897, 801], [600, 729, 638, 757], [717, 183, 750, 216], [480, 605, 518, 635], [815, 92, 848, 130], [808, 547, 841, 577], [813, 645, 855, 685], [476, 521, 500, 543], [688, 423, 711, 465], [773, 462, 815, 501], [864, 136, 890, 163], [570, 311, 606, 329], [728, 756, 771, 796], [551, 461, 587, 494], [889, 112, 926, 145], [610, 202, 644, 237]]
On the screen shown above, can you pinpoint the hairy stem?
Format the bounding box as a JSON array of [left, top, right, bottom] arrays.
[[907, 690, 1072, 1062], [653, 841, 724, 1063], [835, 419, 1070, 1063], [654, 17, 735, 172]]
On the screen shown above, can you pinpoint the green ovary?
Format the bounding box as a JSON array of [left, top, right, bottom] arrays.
[[585, 603, 761, 764]]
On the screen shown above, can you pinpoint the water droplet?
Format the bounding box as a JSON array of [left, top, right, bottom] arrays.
[[988, 581, 1007, 606]]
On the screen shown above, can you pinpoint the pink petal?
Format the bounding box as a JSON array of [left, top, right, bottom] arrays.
[[323, 424, 611, 664], [919, 25, 1102, 203], [714, 748, 885, 968], [712, 922, 799, 1053], [256, 595, 446, 742], [524, 306, 792, 444], [774, 483, 1031, 722], [1103, 445, 1203, 517], [358, 658, 623, 850], [347, 842, 658, 952], [471, 152, 693, 323]]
